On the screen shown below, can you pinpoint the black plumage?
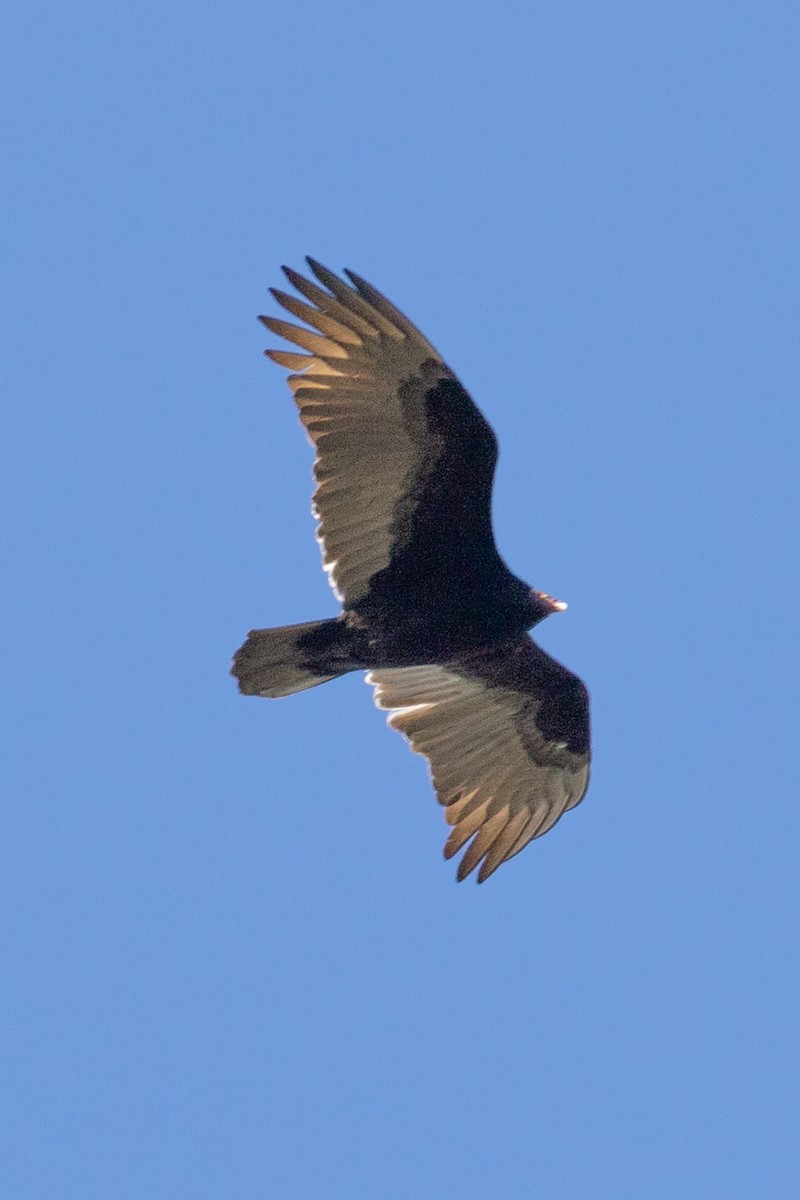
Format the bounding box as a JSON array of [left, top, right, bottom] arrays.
[[232, 259, 590, 882]]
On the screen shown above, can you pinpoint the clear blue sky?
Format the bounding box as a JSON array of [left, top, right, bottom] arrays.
[[3, 2, 798, 1197]]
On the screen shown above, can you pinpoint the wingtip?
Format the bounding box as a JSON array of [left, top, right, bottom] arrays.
[[305, 256, 343, 291], [444, 841, 471, 882], [281, 264, 303, 287], [450, 841, 504, 883], [258, 315, 281, 338], [305, 254, 325, 277], [455, 858, 474, 884]]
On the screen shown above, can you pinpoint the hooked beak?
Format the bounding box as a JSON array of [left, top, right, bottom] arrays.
[[532, 590, 568, 613]]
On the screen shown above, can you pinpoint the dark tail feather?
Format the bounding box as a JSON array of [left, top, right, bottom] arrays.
[[232, 618, 349, 698]]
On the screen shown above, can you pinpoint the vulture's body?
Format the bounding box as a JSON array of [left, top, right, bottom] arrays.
[[232, 260, 590, 882]]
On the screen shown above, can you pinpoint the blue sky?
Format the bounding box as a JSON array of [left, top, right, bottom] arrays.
[[3, 2, 798, 1196]]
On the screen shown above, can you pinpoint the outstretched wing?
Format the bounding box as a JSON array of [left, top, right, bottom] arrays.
[[261, 259, 501, 608], [368, 637, 590, 882]]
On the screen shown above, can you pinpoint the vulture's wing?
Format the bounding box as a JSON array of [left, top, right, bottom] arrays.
[[261, 259, 500, 607], [368, 637, 590, 882]]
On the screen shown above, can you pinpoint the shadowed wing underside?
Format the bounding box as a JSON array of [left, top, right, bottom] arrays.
[[260, 259, 499, 606], [369, 637, 590, 882]]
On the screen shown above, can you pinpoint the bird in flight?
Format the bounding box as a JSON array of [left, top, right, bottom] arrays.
[[232, 259, 590, 882]]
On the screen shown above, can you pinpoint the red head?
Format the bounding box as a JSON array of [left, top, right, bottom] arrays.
[[529, 589, 568, 624]]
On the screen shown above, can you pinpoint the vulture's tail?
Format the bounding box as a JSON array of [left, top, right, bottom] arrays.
[[231, 618, 355, 698]]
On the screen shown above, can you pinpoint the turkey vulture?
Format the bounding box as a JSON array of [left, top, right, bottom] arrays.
[[232, 259, 590, 882]]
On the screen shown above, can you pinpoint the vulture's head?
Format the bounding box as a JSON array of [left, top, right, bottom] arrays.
[[528, 589, 568, 625]]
